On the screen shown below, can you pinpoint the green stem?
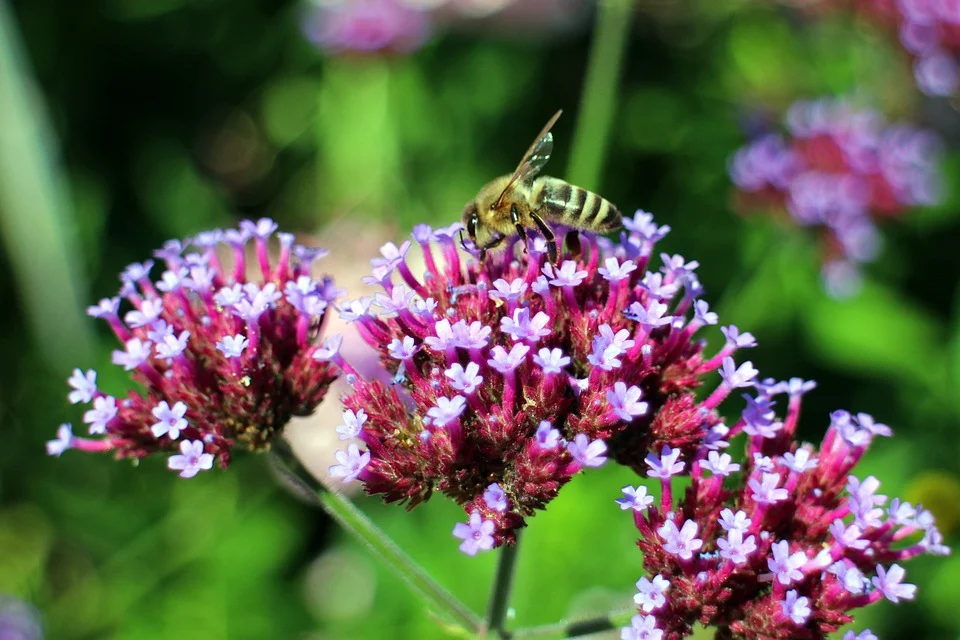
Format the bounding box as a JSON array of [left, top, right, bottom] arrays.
[[269, 440, 483, 636], [511, 607, 635, 639], [484, 531, 522, 638], [566, 0, 634, 191], [0, 0, 94, 369]]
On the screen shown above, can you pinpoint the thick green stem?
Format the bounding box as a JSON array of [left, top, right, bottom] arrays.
[[269, 441, 482, 636], [484, 531, 522, 638], [566, 0, 634, 191]]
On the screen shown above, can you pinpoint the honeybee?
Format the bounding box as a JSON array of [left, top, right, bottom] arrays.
[[461, 110, 622, 264]]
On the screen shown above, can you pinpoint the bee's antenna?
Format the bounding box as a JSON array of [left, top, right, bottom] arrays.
[[458, 228, 470, 251]]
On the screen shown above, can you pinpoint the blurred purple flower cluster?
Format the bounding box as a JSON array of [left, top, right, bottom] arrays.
[[619, 381, 949, 639], [302, 0, 431, 56], [48, 219, 341, 477], [329, 212, 764, 553], [301, 0, 588, 56], [730, 98, 942, 295]]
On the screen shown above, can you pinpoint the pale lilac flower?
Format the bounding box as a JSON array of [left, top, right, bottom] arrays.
[[490, 278, 528, 301], [617, 486, 654, 512], [388, 336, 418, 360], [83, 396, 117, 435], [329, 444, 371, 483], [336, 409, 368, 441], [112, 338, 152, 370], [716, 529, 757, 565], [168, 440, 215, 479], [46, 424, 74, 457], [427, 396, 467, 427], [543, 260, 588, 287], [872, 564, 917, 603], [599, 257, 637, 281], [719, 357, 758, 388], [313, 335, 343, 362], [123, 298, 164, 328], [156, 331, 190, 362], [657, 519, 703, 560], [445, 362, 483, 394], [701, 451, 740, 476], [453, 511, 496, 556], [645, 446, 685, 479], [567, 434, 607, 468], [781, 448, 819, 473], [487, 344, 530, 373], [718, 509, 751, 533], [500, 308, 551, 343], [634, 574, 670, 612], [150, 401, 188, 439], [67, 369, 97, 404], [216, 334, 249, 358], [87, 297, 120, 318], [781, 590, 811, 625], [607, 382, 648, 421], [749, 473, 789, 503], [533, 347, 571, 374], [483, 483, 508, 512], [534, 421, 560, 450], [620, 614, 663, 640], [768, 541, 807, 585]]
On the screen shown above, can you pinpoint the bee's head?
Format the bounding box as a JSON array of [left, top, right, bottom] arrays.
[[460, 201, 479, 252]]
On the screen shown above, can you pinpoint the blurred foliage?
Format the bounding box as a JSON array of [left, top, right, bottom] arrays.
[[2, 0, 960, 638]]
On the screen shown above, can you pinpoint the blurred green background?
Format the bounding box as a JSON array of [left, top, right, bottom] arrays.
[[2, 0, 960, 638]]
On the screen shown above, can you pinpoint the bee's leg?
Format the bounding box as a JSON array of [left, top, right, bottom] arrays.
[[529, 211, 557, 264], [565, 229, 582, 261], [479, 233, 506, 264], [510, 205, 528, 253]]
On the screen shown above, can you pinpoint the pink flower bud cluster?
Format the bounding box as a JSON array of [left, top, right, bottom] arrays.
[[729, 97, 942, 296], [331, 212, 762, 553], [619, 380, 949, 639], [48, 219, 341, 478]]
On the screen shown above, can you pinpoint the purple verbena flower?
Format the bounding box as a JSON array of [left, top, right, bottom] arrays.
[[51, 221, 340, 476], [622, 374, 948, 638], [338, 213, 796, 550]]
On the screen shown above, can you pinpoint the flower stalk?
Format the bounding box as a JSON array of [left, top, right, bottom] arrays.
[[269, 438, 483, 636], [484, 531, 522, 638]]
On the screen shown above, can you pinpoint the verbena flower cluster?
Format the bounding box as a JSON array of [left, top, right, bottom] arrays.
[[48, 219, 341, 478], [729, 97, 942, 295], [618, 382, 949, 639], [329, 212, 765, 554]]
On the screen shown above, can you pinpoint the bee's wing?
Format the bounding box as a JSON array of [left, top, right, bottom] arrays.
[[494, 110, 562, 209]]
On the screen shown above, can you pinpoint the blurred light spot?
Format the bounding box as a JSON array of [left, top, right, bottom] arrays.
[[905, 470, 960, 536], [302, 547, 376, 621]]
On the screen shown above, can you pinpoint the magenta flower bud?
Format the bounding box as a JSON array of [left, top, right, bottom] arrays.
[[339, 212, 760, 552], [49, 221, 340, 477]]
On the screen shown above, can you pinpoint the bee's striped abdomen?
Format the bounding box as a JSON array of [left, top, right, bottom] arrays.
[[536, 178, 622, 232]]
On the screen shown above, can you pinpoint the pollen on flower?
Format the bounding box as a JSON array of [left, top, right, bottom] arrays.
[[50, 219, 340, 477], [621, 374, 948, 638], [337, 211, 767, 552]]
